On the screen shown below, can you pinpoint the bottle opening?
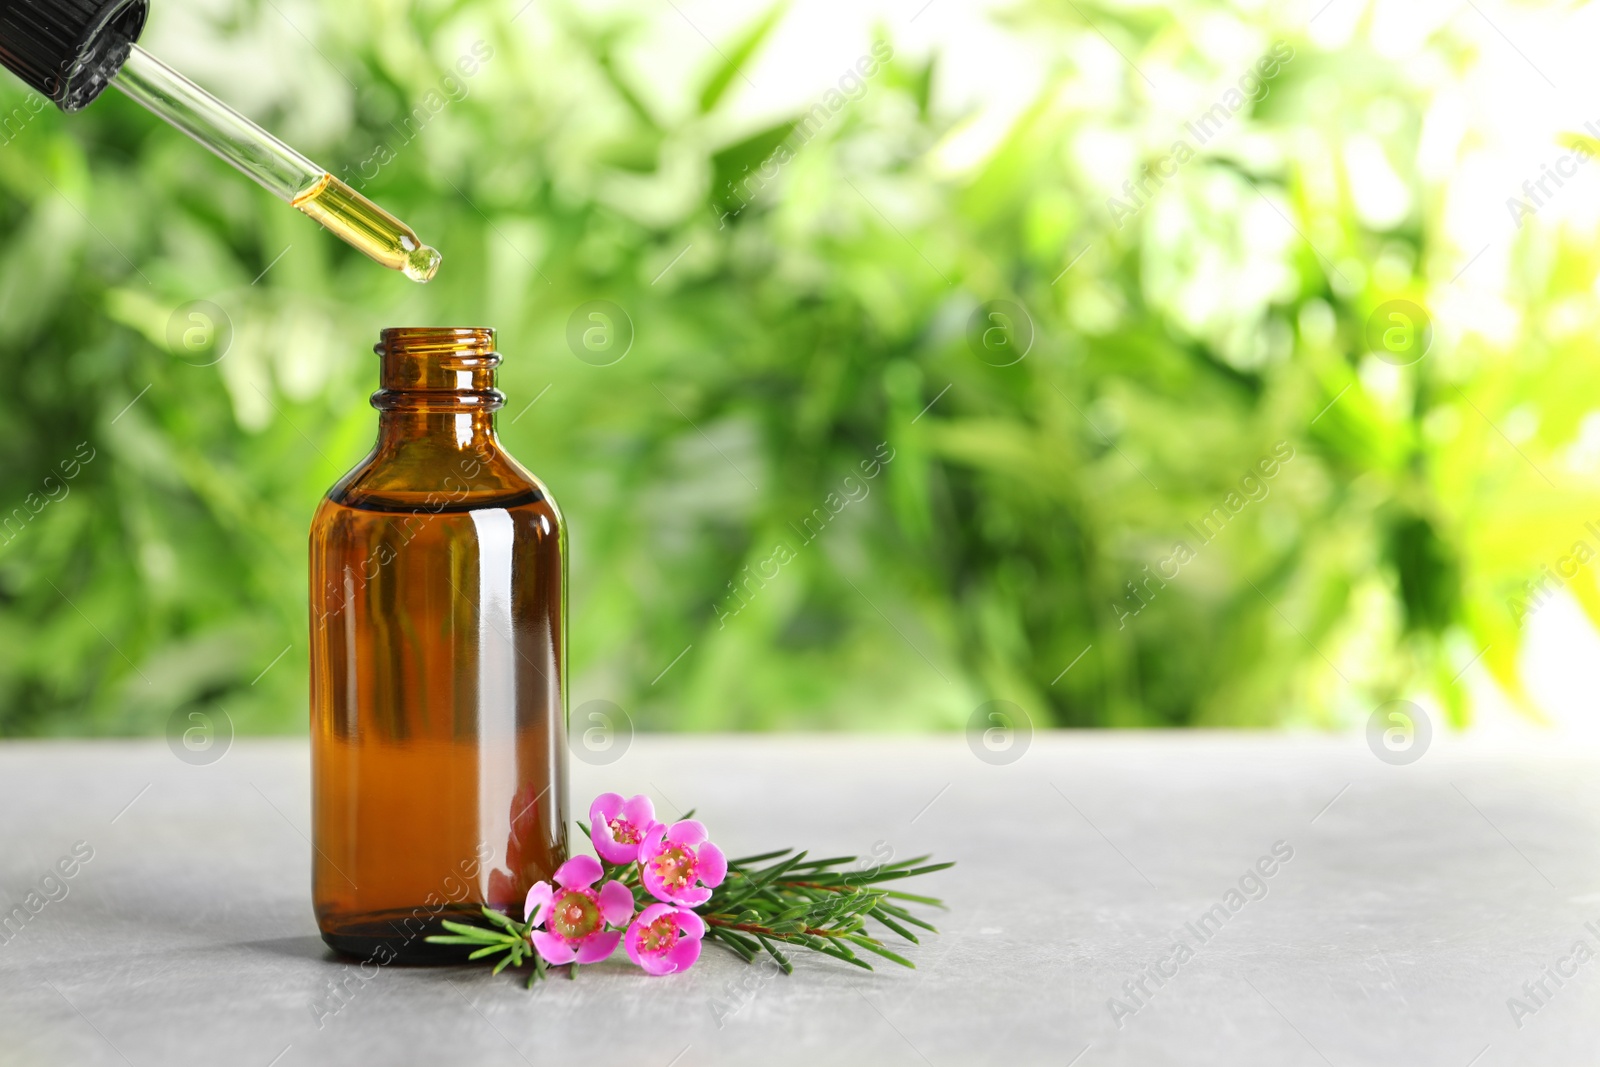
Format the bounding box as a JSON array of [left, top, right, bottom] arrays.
[[377, 327, 495, 359], [373, 327, 500, 407]]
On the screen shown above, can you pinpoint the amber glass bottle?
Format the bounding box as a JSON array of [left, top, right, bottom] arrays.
[[309, 327, 566, 962]]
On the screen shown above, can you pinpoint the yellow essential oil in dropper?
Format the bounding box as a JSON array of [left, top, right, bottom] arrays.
[[0, 1, 442, 281], [292, 174, 441, 283], [109, 45, 441, 283]]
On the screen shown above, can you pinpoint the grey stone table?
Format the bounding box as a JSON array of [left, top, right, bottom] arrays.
[[1, 733, 1597, 1066]]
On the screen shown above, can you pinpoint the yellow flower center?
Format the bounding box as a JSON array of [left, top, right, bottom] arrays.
[[651, 845, 696, 889], [639, 914, 678, 953], [549, 889, 600, 940]]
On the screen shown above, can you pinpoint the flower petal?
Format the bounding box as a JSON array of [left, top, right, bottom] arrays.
[[674, 884, 712, 907], [575, 929, 622, 964], [621, 794, 655, 827], [640, 863, 672, 904], [664, 936, 702, 974], [675, 908, 706, 941], [589, 792, 625, 825], [666, 819, 707, 847], [635, 946, 680, 975], [624, 922, 646, 969], [639, 821, 668, 853], [696, 842, 727, 888], [523, 882, 553, 927], [598, 880, 636, 926], [636, 902, 673, 927], [554, 854, 602, 890], [593, 833, 639, 865], [530, 930, 576, 964]]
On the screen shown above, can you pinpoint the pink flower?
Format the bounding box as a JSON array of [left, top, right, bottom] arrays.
[[589, 793, 656, 865], [524, 855, 635, 965], [638, 820, 727, 906], [624, 903, 705, 976]]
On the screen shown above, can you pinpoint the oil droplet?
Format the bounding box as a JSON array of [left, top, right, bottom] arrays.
[[404, 243, 442, 284]]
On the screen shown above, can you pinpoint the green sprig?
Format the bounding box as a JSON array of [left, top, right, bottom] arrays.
[[427, 836, 951, 984], [426, 907, 553, 984], [695, 850, 953, 973]]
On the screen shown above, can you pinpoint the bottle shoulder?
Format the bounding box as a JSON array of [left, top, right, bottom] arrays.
[[325, 441, 561, 518]]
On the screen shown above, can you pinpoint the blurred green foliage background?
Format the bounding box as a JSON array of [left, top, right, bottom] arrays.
[[0, 0, 1582, 735]]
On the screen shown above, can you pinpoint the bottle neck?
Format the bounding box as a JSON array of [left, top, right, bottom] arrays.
[[328, 326, 544, 512], [372, 327, 502, 454], [376, 408, 499, 452]]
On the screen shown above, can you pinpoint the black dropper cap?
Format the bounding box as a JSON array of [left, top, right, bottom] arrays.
[[0, 0, 147, 112]]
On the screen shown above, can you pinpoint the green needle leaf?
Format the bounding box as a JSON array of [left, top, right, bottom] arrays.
[[879, 890, 945, 906], [728, 848, 793, 867], [869, 908, 920, 944], [709, 927, 761, 962], [876, 902, 938, 932], [439, 920, 508, 939], [815, 942, 874, 970], [481, 908, 522, 932], [755, 934, 793, 975], [787, 855, 856, 869], [845, 935, 915, 969]]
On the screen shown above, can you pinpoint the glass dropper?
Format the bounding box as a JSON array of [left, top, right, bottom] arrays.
[[111, 44, 441, 283]]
